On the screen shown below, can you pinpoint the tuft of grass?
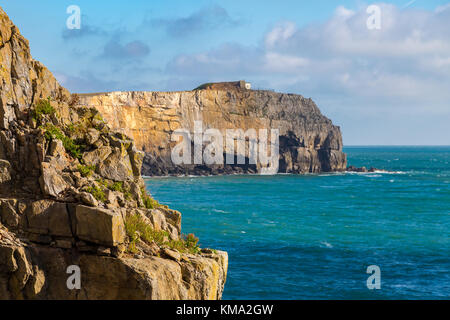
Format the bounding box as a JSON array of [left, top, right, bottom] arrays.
[[109, 181, 124, 192], [124, 214, 200, 255], [32, 97, 55, 121], [141, 187, 161, 209], [124, 214, 169, 252], [78, 164, 95, 177], [167, 233, 200, 255], [85, 185, 106, 203], [124, 191, 133, 201], [96, 178, 109, 189], [96, 179, 125, 194], [193, 83, 214, 90]]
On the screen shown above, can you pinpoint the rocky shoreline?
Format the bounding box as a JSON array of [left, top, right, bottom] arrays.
[[346, 166, 387, 173]]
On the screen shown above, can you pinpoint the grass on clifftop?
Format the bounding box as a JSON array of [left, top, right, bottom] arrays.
[[125, 213, 200, 255], [193, 83, 214, 90]]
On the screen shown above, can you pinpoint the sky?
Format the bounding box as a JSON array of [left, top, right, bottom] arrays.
[[1, 0, 450, 145]]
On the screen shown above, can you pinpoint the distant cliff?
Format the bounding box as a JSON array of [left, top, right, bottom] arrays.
[[79, 89, 347, 176], [0, 7, 227, 299]]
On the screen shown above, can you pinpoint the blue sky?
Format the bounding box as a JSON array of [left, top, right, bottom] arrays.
[[2, 0, 450, 145]]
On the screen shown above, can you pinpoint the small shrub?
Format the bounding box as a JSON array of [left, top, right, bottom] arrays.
[[109, 181, 124, 192], [167, 234, 200, 254], [184, 233, 199, 249], [78, 164, 95, 177], [85, 185, 106, 203], [43, 124, 84, 160], [124, 214, 200, 255], [96, 178, 109, 189], [124, 191, 133, 201], [33, 97, 55, 121], [124, 214, 169, 252], [141, 187, 160, 209]]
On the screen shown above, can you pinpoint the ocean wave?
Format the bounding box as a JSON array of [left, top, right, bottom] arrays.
[[320, 241, 333, 248], [346, 170, 406, 175]]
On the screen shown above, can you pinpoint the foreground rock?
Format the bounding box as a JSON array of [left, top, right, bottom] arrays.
[[78, 88, 347, 176], [0, 7, 227, 300]]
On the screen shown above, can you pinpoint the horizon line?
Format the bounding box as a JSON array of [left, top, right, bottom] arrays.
[[343, 144, 450, 147]]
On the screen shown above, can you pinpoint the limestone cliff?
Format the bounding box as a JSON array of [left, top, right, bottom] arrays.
[[0, 7, 227, 299], [78, 88, 347, 176]]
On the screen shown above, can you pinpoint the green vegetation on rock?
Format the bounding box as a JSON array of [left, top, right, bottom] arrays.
[[193, 83, 214, 90], [32, 97, 55, 121], [84, 185, 106, 203], [42, 124, 85, 160], [125, 214, 200, 254], [78, 164, 96, 177], [141, 187, 162, 209]]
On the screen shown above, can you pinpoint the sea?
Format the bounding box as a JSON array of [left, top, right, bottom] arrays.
[[144, 146, 449, 299]]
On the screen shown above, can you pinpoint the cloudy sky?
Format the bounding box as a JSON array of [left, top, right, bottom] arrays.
[[2, 0, 450, 145]]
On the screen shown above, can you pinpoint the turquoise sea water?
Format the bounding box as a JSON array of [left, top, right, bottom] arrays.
[[144, 146, 450, 299]]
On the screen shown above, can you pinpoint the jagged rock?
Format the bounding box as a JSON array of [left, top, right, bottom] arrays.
[[0, 160, 12, 183], [48, 139, 64, 157], [347, 165, 368, 173], [97, 148, 133, 181], [104, 189, 119, 207], [82, 146, 111, 167], [86, 128, 100, 145], [162, 248, 181, 262], [79, 192, 98, 207], [0, 199, 19, 228], [39, 163, 69, 197], [129, 146, 144, 176]]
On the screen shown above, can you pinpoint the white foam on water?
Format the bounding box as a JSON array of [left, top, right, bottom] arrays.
[[320, 241, 333, 248]]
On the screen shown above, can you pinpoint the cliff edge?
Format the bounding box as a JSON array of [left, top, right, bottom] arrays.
[[78, 87, 347, 176], [0, 7, 227, 299]]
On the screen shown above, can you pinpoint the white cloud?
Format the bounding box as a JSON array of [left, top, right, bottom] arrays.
[[265, 22, 297, 47], [168, 3, 450, 103], [165, 3, 450, 143], [263, 52, 309, 72]]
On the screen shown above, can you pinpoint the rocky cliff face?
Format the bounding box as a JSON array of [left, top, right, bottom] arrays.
[[0, 7, 227, 300], [78, 88, 347, 176]]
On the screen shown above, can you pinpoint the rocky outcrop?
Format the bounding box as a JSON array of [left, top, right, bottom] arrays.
[[0, 7, 227, 300], [78, 88, 347, 176]]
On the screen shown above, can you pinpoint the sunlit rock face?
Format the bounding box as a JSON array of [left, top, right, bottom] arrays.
[[0, 7, 227, 300], [79, 89, 347, 176]]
